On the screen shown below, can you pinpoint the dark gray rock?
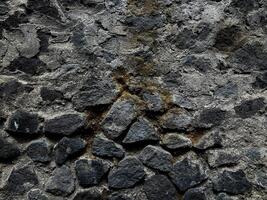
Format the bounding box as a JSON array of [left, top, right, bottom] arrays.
[[160, 109, 192, 131], [207, 149, 241, 168], [214, 82, 238, 98], [161, 133, 192, 150], [234, 98, 265, 118], [92, 133, 125, 158], [44, 114, 86, 137], [108, 156, 145, 189], [27, 189, 48, 200], [5, 110, 39, 135], [171, 94, 196, 110], [75, 159, 109, 187], [143, 175, 177, 200], [139, 145, 173, 172], [252, 72, 267, 89], [73, 188, 102, 200], [193, 131, 222, 150], [183, 188, 207, 200], [169, 157, 208, 191], [3, 164, 38, 195], [45, 165, 75, 196], [26, 139, 51, 163], [101, 99, 137, 139], [196, 108, 227, 128], [142, 91, 164, 112], [216, 193, 235, 200], [213, 170, 252, 194], [123, 117, 159, 144], [54, 137, 86, 165], [40, 87, 63, 101], [0, 138, 20, 161], [72, 76, 119, 111]]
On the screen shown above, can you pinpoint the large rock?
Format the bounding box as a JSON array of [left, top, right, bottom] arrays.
[[142, 91, 164, 112], [213, 170, 252, 194], [161, 133, 192, 150], [75, 159, 109, 187], [123, 117, 159, 144], [108, 156, 145, 189], [207, 149, 241, 168], [26, 139, 51, 163], [54, 137, 86, 165], [44, 114, 86, 137], [5, 110, 39, 135], [138, 145, 173, 172], [169, 157, 208, 191], [72, 76, 119, 111], [234, 98, 265, 118], [195, 108, 227, 128], [101, 99, 137, 139], [92, 133, 125, 158], [45, 165, 75, 196], [0, 138, 20, 161], [143, 175, 178, 200], [3, 164, 38, 195], [183, 188, 207, 200]]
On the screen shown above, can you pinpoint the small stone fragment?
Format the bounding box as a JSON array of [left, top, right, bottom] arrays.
[[172, 94, 195, 110], [92, 133, 125, 158], [0, 138, 20, 161], [101, 99, 137, 139], [160, 109, 192, 131], [183, 188, 207, 200], [40, 87, 63, 101], [75, 159, 109, 187], [44, 114, 86, 137], [196, 108, 227, 128], [161, 133, 192, 150], [73, 188, 102, 200], [5, 110, 39, 135], [207, 149, 241, 168], [54, 137, 86, 165], [143, 175, 178, 200], [234, 98, 265, 118], [213, 170, 252, 194], [108, 156, 145, 189], [27, 189, 48, 200], [26, 139, 51, 163], [3, 164, 38, 195], [45, 165, 75, 196], [139, 145, 173, 172], [169, 157, 208, 191], [142, 91, 163, 112], [193, 131, 222, 150], [123, 117, 159, 144]]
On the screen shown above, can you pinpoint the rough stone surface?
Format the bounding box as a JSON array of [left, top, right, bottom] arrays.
[[26, 139, 51, 163], [139, 145, 173, 172], [0, 138, 20, 161], [161, 133, 192, 150], [108, 156, 145, 189], [213, 170, 252, 195], [54, 137, 86, 165], [27, 189, 48, 200], [73, 188, 102, 200], [92, 133, 125, 158], [45, 165, 75, 197], [123, 117, 159, 144], [183, 188, 207, 200]]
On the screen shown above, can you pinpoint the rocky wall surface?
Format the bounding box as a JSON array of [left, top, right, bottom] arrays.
[[0, 0, 266, 199]]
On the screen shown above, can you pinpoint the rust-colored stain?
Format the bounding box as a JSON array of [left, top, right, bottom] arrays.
[[128, 0, 159, 16], [187, 129, 206, 144]]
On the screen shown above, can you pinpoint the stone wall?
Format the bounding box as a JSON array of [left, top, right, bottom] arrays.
[[0, 0, 266, 199]]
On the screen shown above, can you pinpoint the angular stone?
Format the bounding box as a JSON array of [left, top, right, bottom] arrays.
[[123, 117, 159, 144], [172, 94, 196, 110], [161, 133, 192, 150], [169, 158, 208, 191], [72, 76, 119, 111], [0, 138, 20, 161], [207, 149, 241, 168], [184, 188, 207, 200], [44, 114, 86, 137], [139, 145, 173, 172], [92, 133, 125, 158], [45, 165, 75, 197], [252, 72, 267, 89], [5, 110, 39, 135], [54, 137, 86, 165], [234, 98, 265, 118], [193, 131, 222, 150], [3, 164, 38, 195], [26, 139, 51, 163], [196, 108, 226, 128], [27, 0, 61, 19], [40, 87, 63, 101], [143, 175, 177, 200], [73, 188, 102, 200], [142, 91, 163, 112], [160, 109, 192, 131], [27, 189, 48, 200], [213, 170, 252, 194], [108, 156, 145, 189], [101, 99, 137, 139], [75, 159, 109, 187]]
